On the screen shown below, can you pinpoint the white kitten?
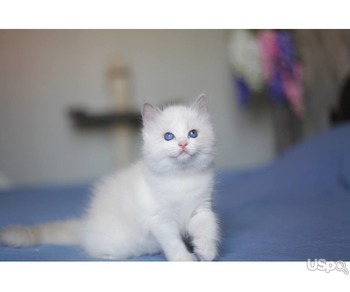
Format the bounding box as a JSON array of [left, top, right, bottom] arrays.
[[0, 95, 220, 261]]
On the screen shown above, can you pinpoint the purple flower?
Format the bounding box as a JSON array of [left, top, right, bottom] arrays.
[[268, 71, 285, 103], [277, 30, 296, 74]]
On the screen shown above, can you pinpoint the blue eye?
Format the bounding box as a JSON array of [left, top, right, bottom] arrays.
[[164, 132, 174, 141], [188, 129, 198, 138]]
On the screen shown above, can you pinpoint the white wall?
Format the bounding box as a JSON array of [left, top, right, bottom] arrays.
[[0, 30, 275, 185]]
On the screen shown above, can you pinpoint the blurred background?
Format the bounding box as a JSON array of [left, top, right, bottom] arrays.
[[0, 29, 349, 187]]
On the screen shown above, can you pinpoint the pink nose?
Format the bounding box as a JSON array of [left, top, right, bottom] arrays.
[[179, 142, 188, 149]]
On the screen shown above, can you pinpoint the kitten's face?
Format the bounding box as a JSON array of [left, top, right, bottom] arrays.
[[142, 95, 215, 172]]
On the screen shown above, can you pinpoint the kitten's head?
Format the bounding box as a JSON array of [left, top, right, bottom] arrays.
[[142, 95, 215, 173]]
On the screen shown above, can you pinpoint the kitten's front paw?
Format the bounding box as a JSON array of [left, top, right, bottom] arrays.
[[194, 241, 217, 261], [169, 252, 198, 261]]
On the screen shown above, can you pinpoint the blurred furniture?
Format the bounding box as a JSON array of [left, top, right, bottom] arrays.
[[68, 56, 139, 169], [331, 73, 350, 124], [68, 108, 141, 129]]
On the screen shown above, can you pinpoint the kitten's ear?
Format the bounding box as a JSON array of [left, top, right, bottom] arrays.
[[142, 102, 161, 127], [191, 94, 209, 118]]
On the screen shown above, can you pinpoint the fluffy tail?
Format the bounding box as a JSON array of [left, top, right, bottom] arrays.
[[0, 219, 83, 247]]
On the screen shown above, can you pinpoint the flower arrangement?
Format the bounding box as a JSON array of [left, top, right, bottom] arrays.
[[228, 30, 304, 117]]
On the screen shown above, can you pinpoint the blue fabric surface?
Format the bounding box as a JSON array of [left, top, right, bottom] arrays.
[[1, 123, 350, 261]]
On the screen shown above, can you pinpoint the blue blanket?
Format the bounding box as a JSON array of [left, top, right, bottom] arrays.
[[1, 123, 350, 261]]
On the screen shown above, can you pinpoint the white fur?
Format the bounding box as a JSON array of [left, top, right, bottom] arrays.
[[0, 95, 220, 261]]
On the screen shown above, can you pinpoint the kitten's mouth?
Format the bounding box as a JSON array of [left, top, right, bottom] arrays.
[[179, 149, 190, 155], [169, 149, 192, 160], [175, 149, 193, 160]]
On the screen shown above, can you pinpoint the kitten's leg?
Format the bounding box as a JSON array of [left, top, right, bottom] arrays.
[[151, 219, 197, 261], [187, 209, 219, 261]]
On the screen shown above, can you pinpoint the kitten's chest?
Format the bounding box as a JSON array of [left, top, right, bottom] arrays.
[[148, 171, 214, 213]]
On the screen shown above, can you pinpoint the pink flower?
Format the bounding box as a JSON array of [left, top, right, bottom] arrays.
[[282, 64, 304, 117], [258, 30, 279, 82]]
